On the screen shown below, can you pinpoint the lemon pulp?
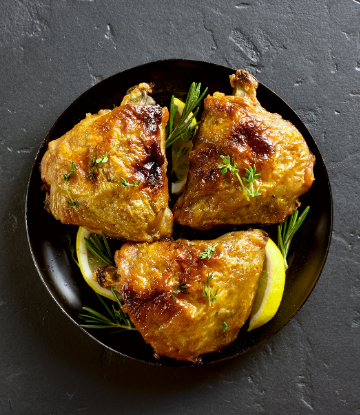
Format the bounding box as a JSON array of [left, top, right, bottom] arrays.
[[76, 227, 115, 301]]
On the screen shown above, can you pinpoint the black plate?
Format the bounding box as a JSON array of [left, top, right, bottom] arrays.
[[25, 59, 332, 366]]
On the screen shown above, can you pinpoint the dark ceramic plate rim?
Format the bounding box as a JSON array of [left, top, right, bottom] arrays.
[[25, 59, 333, 366]]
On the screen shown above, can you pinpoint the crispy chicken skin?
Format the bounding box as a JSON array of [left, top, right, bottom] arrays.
[[113, 230, 268, 362], [173, 70, 315, 230], [40, 84, 173, 242]]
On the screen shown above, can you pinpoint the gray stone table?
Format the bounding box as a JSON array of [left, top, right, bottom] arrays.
[[1, 1, 359, 414]]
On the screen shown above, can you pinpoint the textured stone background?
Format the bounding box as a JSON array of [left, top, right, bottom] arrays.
[[1, 0, 359, 414]]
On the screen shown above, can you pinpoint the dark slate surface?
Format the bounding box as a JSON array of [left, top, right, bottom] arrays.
[[1, 0, 359, 413]]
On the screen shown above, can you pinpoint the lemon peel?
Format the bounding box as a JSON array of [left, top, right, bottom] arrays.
[[248, 237, 286, 331]]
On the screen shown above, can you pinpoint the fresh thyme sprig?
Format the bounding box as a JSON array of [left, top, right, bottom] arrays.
[[277, 206, 310, 269], [172, 282, 190, 302], [79, 288, 136, 332], [96, 143, 116, 167], [121, 177, 141, 187], [200, 244, 218, 260], [202, 272, 219, 306], [58, 231, 79, 266], [63, 161, 79, 207], [165, 82, 208, 148], [88, 144, 116, 180], [216, 155, 261, 201], [84, 231, 114, 265], [243, 165, 261, 197]]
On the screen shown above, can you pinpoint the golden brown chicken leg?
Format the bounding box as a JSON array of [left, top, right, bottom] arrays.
[[40, 83, 173, 242], [173, 70, 315, 230], [109, 230, 268, 362]]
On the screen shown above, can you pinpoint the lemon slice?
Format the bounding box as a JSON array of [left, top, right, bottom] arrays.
[[171, 97, 198, 194], [248, 237, 286, 331], [76, 227, 115, 301]]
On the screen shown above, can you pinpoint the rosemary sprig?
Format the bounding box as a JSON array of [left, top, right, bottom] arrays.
[[63, 161, 79, 207], [121, 177, 141, 187], [277, 206, 310, 269], [165, 82, 208, 148], [175, 147, 190, 157], [79, 233, 134, 331], [216, 155, 261, 201], [172, 282, 190, 302], [79, 288, 136, 332], [200, 244, 218, 260], [84, 231, 114, 265], [202, 272, 219, 306]]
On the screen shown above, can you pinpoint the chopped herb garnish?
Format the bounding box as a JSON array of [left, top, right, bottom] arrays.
[[121, 177, 141, 187], [202, 272, 219, 306], [172, 282, 190, 302], [96, 143, 116, 167], [200, 244, 218, 260], [243, 165, 261, 197], [277, 206, 310, 269], [216, 155, 261, 201], [63, 161, 79, 207], [165, 82, 208, 148], [221, 322, 228, 332], [87, 157, 96, 181]]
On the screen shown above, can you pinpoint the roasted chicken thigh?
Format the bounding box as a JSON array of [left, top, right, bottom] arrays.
[[173, 70, 315, 230], [40, 83, 173, 242], [108, 230, 268, 362]]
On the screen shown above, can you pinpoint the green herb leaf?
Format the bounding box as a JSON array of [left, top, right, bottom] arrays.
[[200, 244, 218, 260], [96, 143, 116, 168], [202, 272, 219, 306], [63, 161, 78, 207], [216, 156, 262, 201], [165, 82, 208, 148], [243, 165, 262, 197], [172, 282, 190, 302], [221, 322, 228, 332], [277, 206, 310, 269], [87, 157, 97, 181], [79, 289, 136, 332], [84, 232, 114, 265], [121, 177, 141, 187]]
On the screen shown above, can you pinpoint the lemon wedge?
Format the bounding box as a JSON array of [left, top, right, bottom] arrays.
[[76, 227, 115, 301], [248, 237, 286, 331], [171, 97, 198, 194]]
